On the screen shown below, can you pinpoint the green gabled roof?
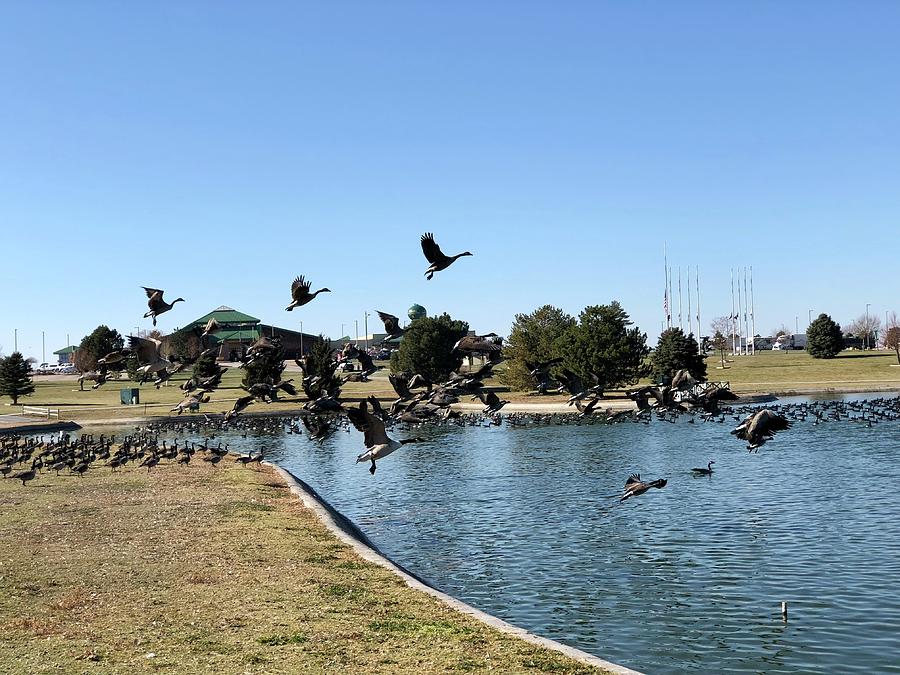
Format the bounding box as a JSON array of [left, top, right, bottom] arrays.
[[185, 306, 260, 329], [53, 346, 78, 355], [208, 329, 261, 343]]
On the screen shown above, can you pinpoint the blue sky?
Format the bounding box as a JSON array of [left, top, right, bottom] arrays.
[[1, 2, 898, 360]]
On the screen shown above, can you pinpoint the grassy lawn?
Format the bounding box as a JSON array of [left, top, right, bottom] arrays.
[[704, 349, 900, 393], [0, 461, 609, 674], [7, 350, 899, 422], [8, 367, 399, 422]]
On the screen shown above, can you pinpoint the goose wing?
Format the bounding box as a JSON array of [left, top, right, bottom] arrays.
[[377, 311, 401, 335], [128, 335, 162, 364], [420, 232, 448, 264], [625, 473, 642, 487], [753, 409, 791, 434], [291, 276, 311, 301], [347, 401, 390, 447]]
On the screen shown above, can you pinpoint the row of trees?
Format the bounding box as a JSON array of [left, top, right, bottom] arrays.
[[497, 303, 705, 392]]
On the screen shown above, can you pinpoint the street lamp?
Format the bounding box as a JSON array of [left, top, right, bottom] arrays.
[[866, 303, 871, 349], [808, 309, 813, 326]]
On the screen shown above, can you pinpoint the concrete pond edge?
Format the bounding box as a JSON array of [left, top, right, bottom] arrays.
[[266, 462, 644, 675]]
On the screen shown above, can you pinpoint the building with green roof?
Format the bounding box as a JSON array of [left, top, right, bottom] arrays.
[[171, 306, 318, 361], [52, 345, 78, 365]]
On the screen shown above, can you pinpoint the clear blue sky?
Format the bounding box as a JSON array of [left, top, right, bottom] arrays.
[[2, 2, 898, 361]]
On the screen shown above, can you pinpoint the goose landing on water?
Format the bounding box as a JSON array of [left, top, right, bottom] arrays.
[[348, 400, 425, 474]]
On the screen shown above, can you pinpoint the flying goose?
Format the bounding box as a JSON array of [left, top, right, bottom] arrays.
[[731, 409, 791, 451], [225, 395, 255, 421], [285, 275, 331, 311], [201, 318, 220, 338], [142, 287, 184, 326], [420, 232, 473, 280], [376, 311, 405, 340], [472, 389, 508, 414], [128, 335, 172, 382], [348, 400, 425, 474], [620, 474, 668, 501]]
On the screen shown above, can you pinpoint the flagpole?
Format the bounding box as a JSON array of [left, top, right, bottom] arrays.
[[750, 265, 756, 356], [687, 265, 693, 337], [744, 267, 750, 356], [664, 243, 670, 328], [696, 266, 702, 355], [678, 267, 683, 331], [731, 268, 736, 356], [669, 266, 674, 331]]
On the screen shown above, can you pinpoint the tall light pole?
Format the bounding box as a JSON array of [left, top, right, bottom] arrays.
[[808, 309, 812, 327], [364, 312, 369, 352], [866, 303, 871, 349], [300, 321, 303, 356], [341, 323, 345, 339], [354, 320, 358, 345], [42, 331, 45, 364], [14, 328, 17, 352]]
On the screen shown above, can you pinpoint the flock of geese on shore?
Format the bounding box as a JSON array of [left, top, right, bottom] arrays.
[[10, 232, 900, 499], [5, 396, 899, 502]]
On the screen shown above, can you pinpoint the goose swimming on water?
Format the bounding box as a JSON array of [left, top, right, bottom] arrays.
[[691, 460, 714, 475]]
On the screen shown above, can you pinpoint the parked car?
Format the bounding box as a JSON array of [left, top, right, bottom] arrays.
[[58, 365, 78, 375]]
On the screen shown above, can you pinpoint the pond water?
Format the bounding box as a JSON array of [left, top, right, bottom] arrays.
[[138, 394, 900, 673]]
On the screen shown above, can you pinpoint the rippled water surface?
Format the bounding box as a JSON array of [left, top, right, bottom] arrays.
[[164, 395, 900, 673]]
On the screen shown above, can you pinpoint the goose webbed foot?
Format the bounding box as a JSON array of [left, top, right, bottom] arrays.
[[369, 460, 377, 475]]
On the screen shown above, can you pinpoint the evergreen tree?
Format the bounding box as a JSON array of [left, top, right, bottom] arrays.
[[74, 325, 124, 373], [499, 305, 576, 391], [555, 302, 649, 390], [807, 313, 844, 359], [0, 352, 36, 405], [390, 313, 469, 383], [191, 348, 220, 381], [301, 335, 341, 399], [242, 337, 286, 388], [650, 328, 707, 383]]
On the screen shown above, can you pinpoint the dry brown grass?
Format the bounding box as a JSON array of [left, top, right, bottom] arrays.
[[0, 460, 611, 674]]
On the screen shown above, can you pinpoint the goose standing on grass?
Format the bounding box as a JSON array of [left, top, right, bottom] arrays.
[[420, 232, 473, 280], [692, 460, 715, 475], [285, 275, 331, 311], [348, 400, 425, 474], [142, 287, 184, 326]]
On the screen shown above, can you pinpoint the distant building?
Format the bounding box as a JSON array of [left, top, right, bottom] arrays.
[[172, 305, 319, 360], [53, 345, 78, 365]]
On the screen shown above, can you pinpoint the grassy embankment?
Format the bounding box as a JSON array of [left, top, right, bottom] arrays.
[[0, 460, 609, 674], [704, 349, 900, 394], [7, 350, 900, 422]]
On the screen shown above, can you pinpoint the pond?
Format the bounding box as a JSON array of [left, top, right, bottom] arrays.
[[132, 394, 900, 673]]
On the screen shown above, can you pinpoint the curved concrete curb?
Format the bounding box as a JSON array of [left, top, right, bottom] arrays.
[[266, 462, 644, 675]]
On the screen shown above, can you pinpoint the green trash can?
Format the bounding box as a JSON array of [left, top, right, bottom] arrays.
[[120, 388, 140, 405]]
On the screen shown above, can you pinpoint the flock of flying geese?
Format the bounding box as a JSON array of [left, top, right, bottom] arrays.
[[12, 231, 894, 501]]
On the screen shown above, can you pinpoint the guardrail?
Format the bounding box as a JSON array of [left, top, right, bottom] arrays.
[[22, 405, 61, 419]]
